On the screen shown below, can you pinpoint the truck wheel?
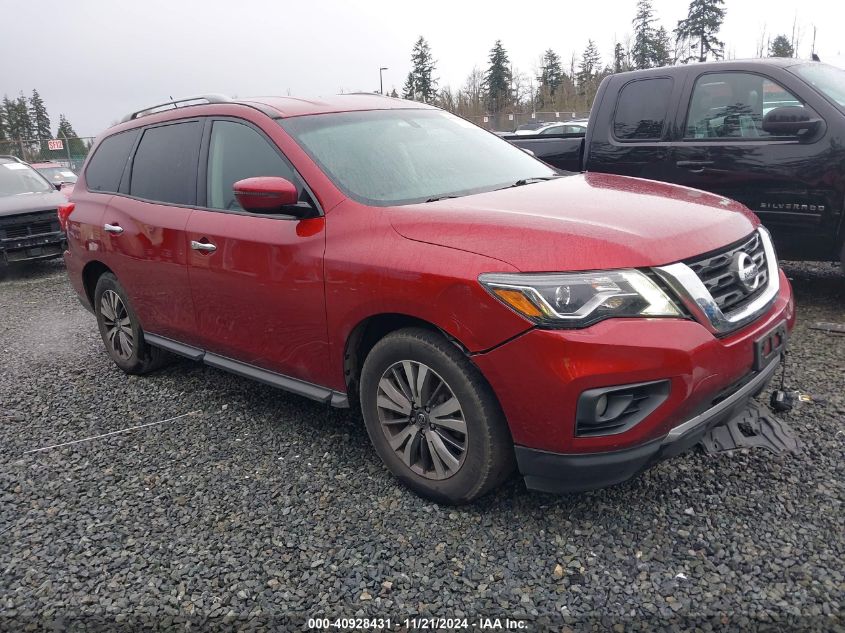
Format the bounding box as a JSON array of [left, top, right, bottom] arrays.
[[359, 327, 514, 504], [93, 273, 167, 375], [841, 241, 845, 276]]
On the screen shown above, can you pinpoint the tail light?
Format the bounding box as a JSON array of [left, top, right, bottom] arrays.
[[57, 203, 75, 231]]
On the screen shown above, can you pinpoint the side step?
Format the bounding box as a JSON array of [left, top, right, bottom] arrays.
[[699, 402, 800, 455], [143, 333, 349, 408]]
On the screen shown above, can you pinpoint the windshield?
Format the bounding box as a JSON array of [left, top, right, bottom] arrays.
[[278, 109, 556, 206], [792, 62, 845, 108], [36, 166, 78, 184], [0, 161, 54, 197]]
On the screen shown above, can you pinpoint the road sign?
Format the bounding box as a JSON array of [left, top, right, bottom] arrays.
[[48, 139, 64, 151]]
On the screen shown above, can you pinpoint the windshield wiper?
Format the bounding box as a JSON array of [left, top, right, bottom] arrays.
[[424, 176, 562, 202], [509, 175, 562, 188]]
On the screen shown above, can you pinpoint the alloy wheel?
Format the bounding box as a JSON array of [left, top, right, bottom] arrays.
[[100, 289, 134, 360], [376, 361, 468, 480]]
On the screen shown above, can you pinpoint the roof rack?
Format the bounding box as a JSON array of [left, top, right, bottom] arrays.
[[120, 94, 231, 123]]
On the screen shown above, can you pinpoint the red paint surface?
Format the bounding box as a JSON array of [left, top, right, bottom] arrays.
[[65, 97, 796, 456]]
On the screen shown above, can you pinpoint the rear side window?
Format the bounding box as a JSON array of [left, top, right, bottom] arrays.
[[130, 121, 202, 205], [613, 78, 673, 141], [85, 129, 139, 192]]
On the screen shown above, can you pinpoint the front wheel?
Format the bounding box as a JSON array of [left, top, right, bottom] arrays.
[[93, 273, 167, 374], [841, 240, 845, 277], [360, 328, 514, 504]]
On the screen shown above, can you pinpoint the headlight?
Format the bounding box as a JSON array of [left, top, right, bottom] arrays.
[[479, 270, 682, 328]]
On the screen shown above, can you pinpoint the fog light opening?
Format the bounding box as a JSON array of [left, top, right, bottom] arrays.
[[595, 394, 609, 419]]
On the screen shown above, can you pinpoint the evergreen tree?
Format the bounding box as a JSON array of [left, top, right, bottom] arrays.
[[3, 95, 29, 141], [0, 105, 6, 141], [675, 0, 726, 63], [769, 34, 794, 58], [56, 114, 86, 156], [483, 40, 511, 113], [402, 72, 415, 100], [576, 40, 601, 89], [408, 36, 438, 103], [29, 89, 51, 140], [389, 88, 398, 98], [652, 27, 673, 66], [537, 49, 564, 99], [613, 42, 625, 73], [1, 97, 14, 140], [632, 0, 657, 70], [15, 93, 34, 140]]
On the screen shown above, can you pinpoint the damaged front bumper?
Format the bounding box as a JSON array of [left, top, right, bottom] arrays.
[[515, 356, 792, 494]]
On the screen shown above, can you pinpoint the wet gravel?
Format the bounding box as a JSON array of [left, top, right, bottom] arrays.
[[0, 260, 843, 631]]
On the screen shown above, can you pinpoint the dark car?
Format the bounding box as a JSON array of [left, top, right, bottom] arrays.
[[0, 156, 70, 276], [507, 59, 845, 271], [64, 95, 793, 504]]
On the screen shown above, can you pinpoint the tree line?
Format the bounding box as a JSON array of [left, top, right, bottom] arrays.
[[399, 0, 814, 121], [0, 89, 88, 158]]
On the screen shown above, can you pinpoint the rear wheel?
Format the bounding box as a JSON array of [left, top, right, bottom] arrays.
[[94, 273, 167, 374], [840, 241, 845, 276], [360, 328, 514, 504]]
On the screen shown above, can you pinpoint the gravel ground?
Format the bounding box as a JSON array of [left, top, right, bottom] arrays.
[[0, 260, 843, 632]]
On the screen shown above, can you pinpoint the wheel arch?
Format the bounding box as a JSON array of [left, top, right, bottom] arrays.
[[343, 313, 470, 406], [81, 260, 114, 307]]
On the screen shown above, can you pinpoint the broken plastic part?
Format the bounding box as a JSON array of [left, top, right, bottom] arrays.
[[699, 402, 800, 455]]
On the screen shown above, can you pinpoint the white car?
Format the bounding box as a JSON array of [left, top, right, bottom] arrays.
[[512, 120, 588, 136]]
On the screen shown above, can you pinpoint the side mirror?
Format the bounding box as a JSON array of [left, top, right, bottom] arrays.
[[232, 177, 313, 217], [762, 106, 821, 137]]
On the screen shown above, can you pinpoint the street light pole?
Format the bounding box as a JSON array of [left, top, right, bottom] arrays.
[[379, 67, 388, 95]]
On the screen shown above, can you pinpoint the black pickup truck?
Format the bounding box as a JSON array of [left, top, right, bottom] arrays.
[[508, 59, 845, 268]]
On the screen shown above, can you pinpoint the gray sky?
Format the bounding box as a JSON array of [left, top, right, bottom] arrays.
[[3, 0, 843, 137]]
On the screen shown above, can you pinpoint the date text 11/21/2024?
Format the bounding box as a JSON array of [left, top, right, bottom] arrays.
[[306, 617, 527, 629]]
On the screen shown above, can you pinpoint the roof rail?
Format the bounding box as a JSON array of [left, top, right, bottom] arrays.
[[119, 94, 231, 123]]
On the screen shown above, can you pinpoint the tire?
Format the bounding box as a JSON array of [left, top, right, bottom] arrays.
[[93, 273, 167, 375], [841, 241, 845, 277], [360, 327, 515, 504]]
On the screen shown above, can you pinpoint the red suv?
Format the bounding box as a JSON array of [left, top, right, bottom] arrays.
[[64, 95, 795, 504]]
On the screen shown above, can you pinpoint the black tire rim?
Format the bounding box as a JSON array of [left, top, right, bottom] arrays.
[[100, 289, 134, 361], [376, 360, 468, 480]]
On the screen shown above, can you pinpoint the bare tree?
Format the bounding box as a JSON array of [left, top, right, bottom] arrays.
[[755, 24, 768, 58], [460, 66, 485, 117]]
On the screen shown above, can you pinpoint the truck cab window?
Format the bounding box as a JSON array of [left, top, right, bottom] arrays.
[[613, 78, 672, 141], [685, 73, 804, 139]]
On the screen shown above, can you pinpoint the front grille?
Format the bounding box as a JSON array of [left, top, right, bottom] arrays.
[[0, 210, 61, 242], [685, 232, 768, 315]]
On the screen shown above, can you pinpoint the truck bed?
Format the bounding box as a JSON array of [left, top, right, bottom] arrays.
[[502, 134, 584, 173]]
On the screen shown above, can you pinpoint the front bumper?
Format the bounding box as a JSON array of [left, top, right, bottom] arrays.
[[515, 356, 781, 493], [0, 232, 66, 265]]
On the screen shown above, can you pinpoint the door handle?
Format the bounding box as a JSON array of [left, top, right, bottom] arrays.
[[103, 223, 124, 234], [676, 160, 714, 172], [191, 240, 217, 253]]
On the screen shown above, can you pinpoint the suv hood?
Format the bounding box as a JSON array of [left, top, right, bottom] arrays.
[[390, 172, 758, 271], [0, 190, 67, 217]]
